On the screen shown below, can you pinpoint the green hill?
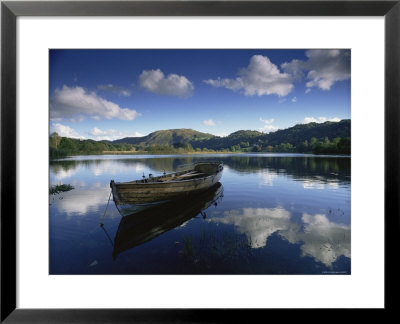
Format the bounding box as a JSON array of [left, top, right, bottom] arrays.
[[263, 119, 350, 147], [113, 129, 215, 148], [113, 120, 350, 153], [190, 130, 262, 151], [191, 119, 350, 152]]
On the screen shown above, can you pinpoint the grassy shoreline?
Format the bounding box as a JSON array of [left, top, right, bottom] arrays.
[[50, 150, 350, 161], [100, 150, 243, 155]]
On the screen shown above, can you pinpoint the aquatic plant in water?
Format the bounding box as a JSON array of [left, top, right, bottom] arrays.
[[49, 184, 74, 195]]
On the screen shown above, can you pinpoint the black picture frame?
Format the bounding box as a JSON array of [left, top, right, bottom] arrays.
[[1, 0, 398, 322]]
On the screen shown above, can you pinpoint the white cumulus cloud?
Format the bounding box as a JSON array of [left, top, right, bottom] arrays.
[[260, 125, 279, 133], [303, 117, 341, 124], [89, 127, 110, 137], [88, 127, 144, 141], [259, 117, 278, 133], [50, 123, 84, 139], [50, 85, 141, 121], [139, 69, 194, 97], [202, 119, 216, 126], [259, 117, 274, 124], [98, 84, 131, 96], [282, 49, 350, 91], [204, 55, 294, 97]]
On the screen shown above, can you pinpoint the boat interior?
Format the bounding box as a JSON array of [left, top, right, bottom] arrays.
[[122, 163, 222, 184], [134, 169, 207, 183]]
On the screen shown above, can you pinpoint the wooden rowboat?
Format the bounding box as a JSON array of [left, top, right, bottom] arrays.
[[110, 162, 223, 216]]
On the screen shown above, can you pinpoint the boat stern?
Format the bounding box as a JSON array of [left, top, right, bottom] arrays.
[[110, 179, 120, 204]]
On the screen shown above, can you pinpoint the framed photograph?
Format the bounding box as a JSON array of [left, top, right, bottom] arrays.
[[1, 0, 398, 321]]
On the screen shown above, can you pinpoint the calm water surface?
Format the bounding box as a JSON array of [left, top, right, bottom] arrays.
[[49, 154, 351, 274]]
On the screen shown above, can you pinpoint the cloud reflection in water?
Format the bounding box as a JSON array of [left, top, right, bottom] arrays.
[[52, 187, 117, 219], [209, 207, 350, 267]]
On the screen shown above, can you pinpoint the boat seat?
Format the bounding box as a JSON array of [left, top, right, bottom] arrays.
[[177, 172, 206, 179], [158, 177, 174, 182]]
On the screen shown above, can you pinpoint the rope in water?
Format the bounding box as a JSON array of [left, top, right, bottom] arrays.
[[100, 224, 114, 247], [100, 190, 112, 226]]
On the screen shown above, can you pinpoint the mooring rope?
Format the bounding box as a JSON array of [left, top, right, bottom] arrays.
[[100, 224, 114, 247], [100, 190, 112, 226]]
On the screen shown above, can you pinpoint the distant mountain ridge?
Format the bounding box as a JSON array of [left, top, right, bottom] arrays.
[[113, 119, 350, 150], [113, 128, 215, 148]]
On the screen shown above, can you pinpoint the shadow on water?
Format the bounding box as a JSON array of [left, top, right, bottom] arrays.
[[111, 182, 224, 260]]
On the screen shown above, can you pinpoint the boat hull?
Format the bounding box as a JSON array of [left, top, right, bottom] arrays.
[[110, 162, 223, 214]]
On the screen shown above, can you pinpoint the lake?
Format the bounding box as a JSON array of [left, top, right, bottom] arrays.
[[49, 153, 351, 275]]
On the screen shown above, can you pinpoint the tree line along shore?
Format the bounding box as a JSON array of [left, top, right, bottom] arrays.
[[50, 120, 350, 159]]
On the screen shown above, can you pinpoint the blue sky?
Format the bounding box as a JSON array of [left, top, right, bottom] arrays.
[[49, 49, 350, 140]]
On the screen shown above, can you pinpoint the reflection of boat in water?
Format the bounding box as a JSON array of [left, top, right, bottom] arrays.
[[112, 182, 224, 260], [110, 162, 223, 216]]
